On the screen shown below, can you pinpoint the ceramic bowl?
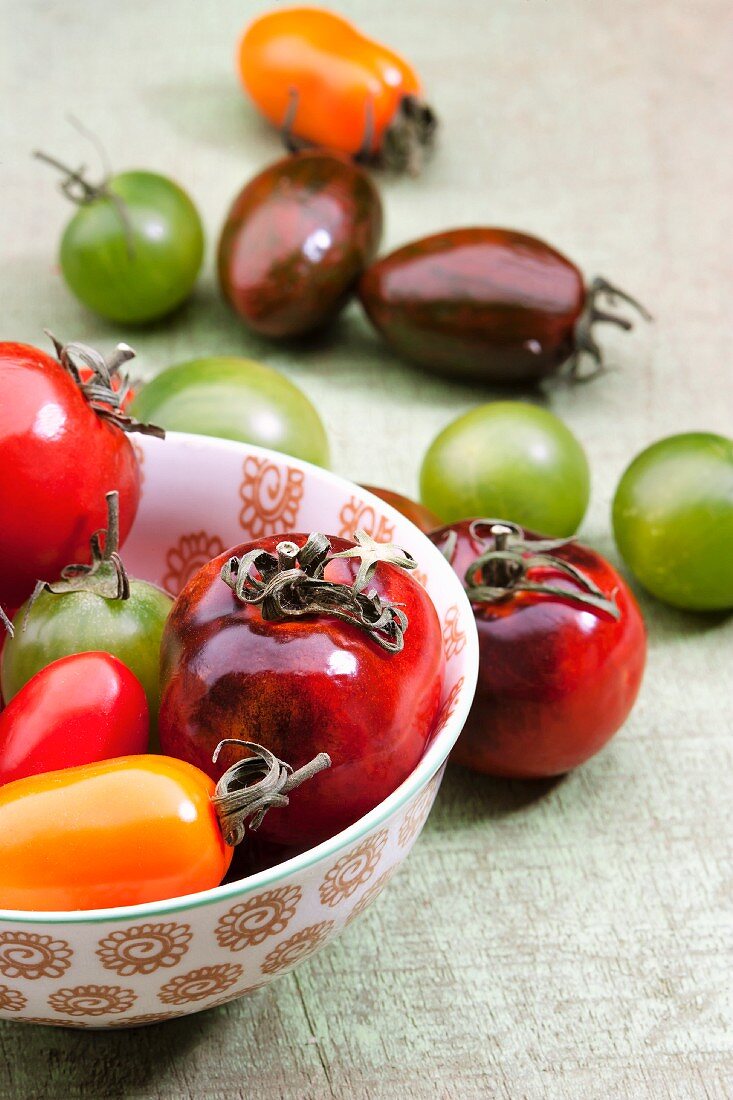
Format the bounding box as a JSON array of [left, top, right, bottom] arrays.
[[0, 432, 478, 1029]]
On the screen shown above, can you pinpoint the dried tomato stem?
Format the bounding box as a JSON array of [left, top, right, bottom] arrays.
[[571, 277, 653, 381], [221, 530, 417, 652], [0, 605, 13, 637], [211, 740, 331, 846], [465, 519, 620, 619]]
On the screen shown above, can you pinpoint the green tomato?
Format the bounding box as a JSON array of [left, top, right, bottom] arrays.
[[420, 401, 590, 537], [60, 171, 204, 324], [131, 357, 330, 467], [1, 582, 173, 735], [613, 432, 733, 611]]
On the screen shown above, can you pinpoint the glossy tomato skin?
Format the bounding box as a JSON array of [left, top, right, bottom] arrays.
[[431, 521, 646, 777], [0, 756, 231, 911], [0, 342, 140, 610], [359, 228, 586, 384], [361, 485, 441, 534], [239, 8, 423, 157], [131, 356, 330, 466], [218, 151, 383, 338], [159, 534, 444, 848], [1, 583, 172, 734], [60, 171, 204, 324]]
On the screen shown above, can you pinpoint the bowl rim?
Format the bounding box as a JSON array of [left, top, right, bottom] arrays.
[[0, 432, 479, 926]]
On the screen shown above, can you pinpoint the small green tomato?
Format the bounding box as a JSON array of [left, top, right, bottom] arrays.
[[612, 432, 733, 611], [420, 401, 590, 537]]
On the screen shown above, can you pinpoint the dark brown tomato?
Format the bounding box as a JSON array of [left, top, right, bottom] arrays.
[[217, 151, 383, 338], [358, 228, 586, 384]]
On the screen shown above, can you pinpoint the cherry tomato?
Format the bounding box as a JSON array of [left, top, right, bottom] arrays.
[[361, 485, 441, 534], [218, 151, 382, 338], [613, 432, 733, 611], [420, 402, 590, 537], [159, 531, 444, 847], [37, 150, 204, 324], [432, 520, 646, 777], [0, 337, 155, 610], [0, 652, 148, 786], [132, 357, 329, 466], [358, 228, 650, 383], [1, 494, 172, 729], [0, 756, 231, 911], [238, 8, 436, 170]]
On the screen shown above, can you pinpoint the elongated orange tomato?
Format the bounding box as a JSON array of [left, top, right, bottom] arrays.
[[238, 7, 436, 169], [0, 756, 232, 911]]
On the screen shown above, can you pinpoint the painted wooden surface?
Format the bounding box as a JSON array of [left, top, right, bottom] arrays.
[[1, 0, 732, 1096]]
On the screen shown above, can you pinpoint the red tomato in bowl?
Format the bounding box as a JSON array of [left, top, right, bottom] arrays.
[[0, 337, 154, 610], [0, 652, 148, 786], [159, 531, 445, 847], [431, 520, 646, 777]]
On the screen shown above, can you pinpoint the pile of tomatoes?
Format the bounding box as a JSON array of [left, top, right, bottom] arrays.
[[2, 6, 731, 918]]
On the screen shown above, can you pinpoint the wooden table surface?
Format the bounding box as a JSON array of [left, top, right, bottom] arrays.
[[2, 1, 732, 1096]]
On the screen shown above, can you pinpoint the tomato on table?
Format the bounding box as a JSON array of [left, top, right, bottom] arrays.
[[613, 432, 733, 611], [0, 652, 148, 786], [431, 519, 646, 778]]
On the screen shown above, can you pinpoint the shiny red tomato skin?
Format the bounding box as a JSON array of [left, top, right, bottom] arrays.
[[359, 228, 585, 384], [217, 151, 383, 338], [431, 521, 646, 777], [0, 652, 148, 785], [159, 533, 444, 847], [0, 343, 140, 609]]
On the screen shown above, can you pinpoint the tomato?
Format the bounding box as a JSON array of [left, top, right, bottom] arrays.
[[0, 337, 157, 611], [613, 432, 733, 611], [159, 530, 444, 847], [420, 402, 590, 537], [131, 357, 329, 466], [358, 228, 650, 383], [361, 486, 441, 534], [37, 151, 204, 324], [0, 756, 230, 911], [238, 8, 436, 170], [217, 151, 382, 338], [0, 652, 148, 785], [1, 493, 172, 729], [432, 520, 646, 777]]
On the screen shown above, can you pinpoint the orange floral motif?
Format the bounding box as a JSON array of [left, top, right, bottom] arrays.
[[20, 1017, 91, 1029], [0, 932, 73, 980], [442, 604, 466, 659], [162, 533, 226, 596], [345, 867, 397, 926], [434, 677, 465, 736], [96, 923, 192, 976], [413, 570, 429, 589], [48, 985, 136, 1017], [203, 985, 266, 1011], [158, 964, 244, 1005], [319, 830, 389, 907], [0, 985, 27, 1013], [397, 771, 443, 848], [106, 1012, 180, 1028], [239, 456, 304, 538], [215, 886, 302, 951], [337, 497, 395, 544], [260, 922, 335, 975]]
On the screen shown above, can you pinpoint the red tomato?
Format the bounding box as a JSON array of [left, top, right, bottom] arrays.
[[0, 755, 231, 911], [238, 8, 436, 169], [431, 520, 646, 777], [361, 485, 441, 534], [0, 652, 148, 786], [159, 531, 445, 847], [0, 338, 149, 609]]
